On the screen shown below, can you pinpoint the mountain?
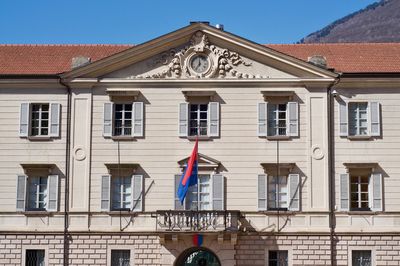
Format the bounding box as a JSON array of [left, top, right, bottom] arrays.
[[300, 0, 400, 43]]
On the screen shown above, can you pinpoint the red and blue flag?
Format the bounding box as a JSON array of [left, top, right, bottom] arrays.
[[177, 138, 198, 204]]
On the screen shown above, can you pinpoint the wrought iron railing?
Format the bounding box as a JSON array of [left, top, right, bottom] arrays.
[[156, 210, 241, 232]]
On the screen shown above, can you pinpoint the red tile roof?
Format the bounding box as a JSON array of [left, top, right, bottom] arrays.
[[0, 43, 399, 75]]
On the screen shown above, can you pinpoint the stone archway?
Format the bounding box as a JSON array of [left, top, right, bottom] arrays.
[[175, 247, 221, 266]]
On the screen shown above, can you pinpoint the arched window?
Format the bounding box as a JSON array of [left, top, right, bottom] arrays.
[[175, 247, 221, 266]]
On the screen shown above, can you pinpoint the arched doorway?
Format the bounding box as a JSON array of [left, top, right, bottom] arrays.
[[175, 247, 221, 266]]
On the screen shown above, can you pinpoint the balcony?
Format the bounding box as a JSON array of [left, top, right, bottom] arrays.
[[156, 210, 241, 232]]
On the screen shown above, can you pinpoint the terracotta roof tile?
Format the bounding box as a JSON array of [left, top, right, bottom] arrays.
[[0, 43, 399, 75]]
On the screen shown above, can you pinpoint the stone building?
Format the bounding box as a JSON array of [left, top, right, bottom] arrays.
[[1, 22, 400, 265]]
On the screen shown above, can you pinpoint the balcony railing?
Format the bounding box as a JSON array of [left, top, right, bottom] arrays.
[[156, 210, 241, 232]]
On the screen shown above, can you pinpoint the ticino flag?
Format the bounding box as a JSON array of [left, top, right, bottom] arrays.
[[177, 138, 198, 204]]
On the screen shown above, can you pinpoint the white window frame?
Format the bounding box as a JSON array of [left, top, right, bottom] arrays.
[[350, 175, 370, 211], [113, 103, 133, 137], [268, 103, 287, 136], [348, 102, 369, 136], [27, 176, 48, 211], [348, 246, 376, 266], [267, 175, 288, 210], [188, 103, 209, 137], [265, 246, 292, 266], [30, 103, 50, 137], [111, 176, 132, 210], [186, 174, 212, 211], [21, 245, 49, 266], [107, 245, 134, 266]]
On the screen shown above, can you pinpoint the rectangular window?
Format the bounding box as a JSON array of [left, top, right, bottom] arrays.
[[268, 250, 288, 266], [268, 176, 288, 210], [26, 249, 45, 266], [30, 104, 50, 136], [352, 250, 371, 266], [111, 177, 132, 210], [350, 175, 370, 211], [28, 177, 48, 210], [186, 175, 211, 210], [267, 104, 287, 136], [349, 102, 368, 136], [111, 250, 131, 266], [114, 104, 133, 136], [189, 104, 208, 136]]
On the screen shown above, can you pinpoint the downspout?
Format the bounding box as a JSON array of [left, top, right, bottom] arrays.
[[327, 76, 340, 266], [59, 78, 72, 266]]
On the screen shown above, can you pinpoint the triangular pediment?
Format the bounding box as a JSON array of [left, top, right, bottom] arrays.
[[62, 23, 337, 80], [178, 153, 220, 169]]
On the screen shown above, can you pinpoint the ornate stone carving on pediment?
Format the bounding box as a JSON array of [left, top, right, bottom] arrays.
[[128, 31, 271, 80]]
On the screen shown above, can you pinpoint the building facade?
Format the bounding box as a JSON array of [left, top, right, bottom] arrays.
[[1, 23, 400, 266]]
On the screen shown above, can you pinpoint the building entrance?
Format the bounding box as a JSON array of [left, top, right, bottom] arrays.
[[175, 247, 221, 266]]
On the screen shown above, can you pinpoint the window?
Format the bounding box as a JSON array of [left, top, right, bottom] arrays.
[[19, 103, 60, 138], [340, 171, 382, 212], [258, 173, 300, 211], [189, 104, 208, 136], [111, 250, 131, 266], [267, 176, 288, 210], [352, 250, 371, 266], [268, 250, 288, 266], [179, 102, 219, 138], [112, 176, 132, 210], [174, 174, 224, 211], [25, 249, 45, 266], [350, 175, 369, 210], [16, 174, 59, 212], [101, 174, 143, 212], [258, 102, 298, 138], [103, 102, 143, 138], [339, 101, 380, 137]]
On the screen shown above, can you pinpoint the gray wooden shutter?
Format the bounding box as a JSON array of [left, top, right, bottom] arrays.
[[49, 103, 60, 137], [174, 174, 185, 210], [133, 102, 144, 137], [16, 175, 27, 211], [369, 102, 380, 137], [46, 175, 59, 212], [132, 175, 143, 212], [339, 102, 348, 136], [287, 102, 299, 137], [288, 174, 300, 211], [19, 103, 29, 137], [258, 174, 267, 211], [179, 103, 188, 137], [101, 175, 111, 211], [212, 174, 224, 210], [340, 174, 349, 211], [258, 103, 267, 137], [103, 103, 113, 137], [208, 102, 219, 137], [370, 173, 383, 211]]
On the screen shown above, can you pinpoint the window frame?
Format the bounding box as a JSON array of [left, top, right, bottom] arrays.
[[30, 103, 50, 137], [188, 103, 209, 137], [111, 176, 132, 211], [348, 246, 375, 266], [113, 103, 133, 137], [265, 246, 292, 266], [27, 176, 48, 211], [350, 175, 370, 211], [348, 102, 369, 137], [22, 246, 49, 266], [107, 245, 134, 266], [267, 175, 288, 210], [267, 103, 287, 137], [186, 174, 212, 211]]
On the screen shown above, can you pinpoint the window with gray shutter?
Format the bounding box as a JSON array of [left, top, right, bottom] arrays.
[[133, 102, 144, 137], [258, 103, 267, 137], [369, 102, 380, 137], [174, 174, 185, 210], [212, 174, 224, 210], [370, 173, 383, 211], [16, 175, 27, 211], [47, 175, 59, 212], [132, 175, 143, 212], [287, 102, 298, 137], [288, 174, 300, 211], [340, 173, 349, 211], [101, 175, 111, 211], [339, 102, 348, 136], [258, 174, 267, 211], [208, 102, 219, 137], [103, 103, 113, 137], [49, 103, 60, 137], [19, 103, 29, 137], [179, 103, 188, 137]]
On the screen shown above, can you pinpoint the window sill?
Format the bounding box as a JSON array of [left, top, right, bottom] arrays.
[[27, 136, 52, 141], [107, 211, 141, 215], [265, 136, 291, 140], [20, 211, 54, 216], [338, 210, 381, 215], [186, 136, 212, 141], [110, 136, 137, 141], [347, 135, 372, 140]]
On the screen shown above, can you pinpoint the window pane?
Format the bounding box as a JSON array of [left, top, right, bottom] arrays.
[[269, 251, 288, 266], [26, 250, 45, 266], [111, 250, 130, 266], [112, 177, 131, 210], [268, 176, 288, 209], [352, 250, 371, 266]]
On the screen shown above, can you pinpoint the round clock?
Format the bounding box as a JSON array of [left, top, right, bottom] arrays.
[[190, 54, 210, 74]]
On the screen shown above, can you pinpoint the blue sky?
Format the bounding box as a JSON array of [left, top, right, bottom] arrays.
[[0, 0, 378, 44]]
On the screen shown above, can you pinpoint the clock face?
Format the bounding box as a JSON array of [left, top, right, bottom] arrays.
[[190, 55, 210, 73]]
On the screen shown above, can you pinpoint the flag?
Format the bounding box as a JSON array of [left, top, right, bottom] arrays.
[[177, 138, 198, 204]]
